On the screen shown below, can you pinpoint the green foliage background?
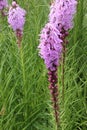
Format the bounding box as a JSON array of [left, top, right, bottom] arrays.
[[0, 0, 87, 130]]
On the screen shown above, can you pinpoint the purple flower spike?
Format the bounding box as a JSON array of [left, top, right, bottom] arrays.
[[8, 1, 26, 32], [0, 0, 8, 10], [38, 23, 62, 71], [8, 1, 26, 47], [49, 0, 77, 104], [38, 0, 78, 128], [49, 0, 77, 31]]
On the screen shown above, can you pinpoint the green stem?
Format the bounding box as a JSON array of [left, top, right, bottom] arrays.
[[20, 43, 27, 120], [62, 43, 66, 103], [20, 47, 26, 87]]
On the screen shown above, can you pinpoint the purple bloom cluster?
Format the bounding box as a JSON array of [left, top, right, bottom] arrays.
[[38, 0, 77, 70], [0, 0, 8, 10], [8, 1, 26, 32], [38, 23, 62, 71], [49, 0, 77, 31]]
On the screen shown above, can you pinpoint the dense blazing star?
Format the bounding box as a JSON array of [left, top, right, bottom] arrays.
[[0, 0, 8, 10], [38, 23, 62, 71], [8, 1, 26, 32], [49, 0, 77, 31], [38, 0, 77, 127], [38, 23, 63, 124], [8, 1, 26, 47], [49, 0, 77, 104]]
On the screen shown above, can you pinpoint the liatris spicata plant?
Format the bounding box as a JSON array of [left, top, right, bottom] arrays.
[[38, 23, 62, 127], [38, 0, 77, 129], [8, 1, 26, 47], [0, 0, 8, 16], [49, 0, 77, 101]]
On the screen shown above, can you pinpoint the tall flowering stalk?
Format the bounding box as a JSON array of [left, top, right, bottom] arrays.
[[49, 0, 77, 101], [0, 0, 8, 16], [8, 1, 26, 48], [38, 0, 77, 129], [38, 23, 62, 127]]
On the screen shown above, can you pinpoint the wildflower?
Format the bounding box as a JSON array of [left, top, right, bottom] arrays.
[[38, 23, 62, 71], [38, 23, 62, 125], [49, 0, 77, 31], [0, 0, 8, 16], [0, 0, 8, 10], [49, 0, 77, 103], [8, 1, 26, 47], [8, 1, 26, 32], [38, 0, 77, 127], [38, 23, 63, 125]]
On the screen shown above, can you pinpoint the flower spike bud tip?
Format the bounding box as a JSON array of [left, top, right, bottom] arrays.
[[49, 0, 77, 31]]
